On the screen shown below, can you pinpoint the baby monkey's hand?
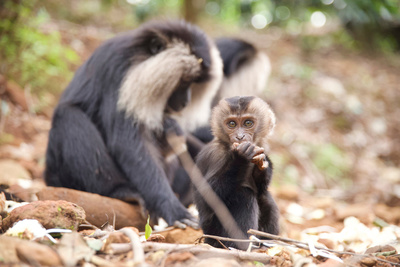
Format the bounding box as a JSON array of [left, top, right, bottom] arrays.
[[232, 142, 268, 170]]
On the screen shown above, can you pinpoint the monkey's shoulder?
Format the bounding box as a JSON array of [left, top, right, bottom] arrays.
[[196, 141, 230, 168]]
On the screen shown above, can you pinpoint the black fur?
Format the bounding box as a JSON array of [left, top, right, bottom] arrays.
[[45, 20, 214, 226], [215, 37, 256, 77], [193, 97, 279, 249], [194, 146, 279, 249]]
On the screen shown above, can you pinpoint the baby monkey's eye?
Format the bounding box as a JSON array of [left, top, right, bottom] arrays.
[[244, 120, 254, 127], [227, 121, 236, 128]]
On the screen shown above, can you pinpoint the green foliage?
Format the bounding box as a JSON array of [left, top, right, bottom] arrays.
[[309, 143, 351, 188], [128, 0, 399, 51], [0, 0, 79, 96], [145, 215, 152, 240]]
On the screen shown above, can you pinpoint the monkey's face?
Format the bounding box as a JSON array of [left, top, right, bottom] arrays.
[[211, 96, 276, 146], [117, 20, 218, 131], [224, 116, 257, 144]]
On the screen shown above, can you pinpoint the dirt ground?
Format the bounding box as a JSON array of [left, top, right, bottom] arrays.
[[0, 20, 400, 266]]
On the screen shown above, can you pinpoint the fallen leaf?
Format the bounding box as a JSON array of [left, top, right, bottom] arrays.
[[57, 232, 95, 267]]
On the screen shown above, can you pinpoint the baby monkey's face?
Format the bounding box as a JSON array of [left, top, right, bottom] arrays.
[[223, 115, 257, 144]]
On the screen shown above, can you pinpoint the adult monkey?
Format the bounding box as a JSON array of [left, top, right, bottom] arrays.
[[44, 20, 223, 227]]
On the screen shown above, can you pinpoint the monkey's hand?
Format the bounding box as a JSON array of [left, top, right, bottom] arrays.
[[163, 117, 185, 137], [252, 153, 269, 171], [232, 142, 268, 171]]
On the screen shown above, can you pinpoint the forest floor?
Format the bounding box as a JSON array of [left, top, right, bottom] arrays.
[[0, 20, 400, 266]]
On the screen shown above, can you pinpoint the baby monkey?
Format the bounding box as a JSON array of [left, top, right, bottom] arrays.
[[194, 96, 279, 249]]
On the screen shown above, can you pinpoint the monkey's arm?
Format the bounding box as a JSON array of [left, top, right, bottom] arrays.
[[252, 155, 279, 235], [231, 143, 273, 196], [197, 142, 259, 201], [109, 114, 194, 226], [258, 191, 280, 235]]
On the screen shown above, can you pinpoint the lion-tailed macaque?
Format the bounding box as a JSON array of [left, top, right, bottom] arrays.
[[194, 96, 279, 249]]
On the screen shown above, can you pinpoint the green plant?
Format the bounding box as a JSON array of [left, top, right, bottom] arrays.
[[145, 215, 152, 240], [0, 0, 79, 97]]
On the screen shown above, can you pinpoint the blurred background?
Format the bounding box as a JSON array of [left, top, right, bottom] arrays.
[[0, 0, 400, 234]]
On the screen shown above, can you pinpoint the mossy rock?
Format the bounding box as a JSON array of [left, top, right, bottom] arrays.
[[2, 200, 86, 231]]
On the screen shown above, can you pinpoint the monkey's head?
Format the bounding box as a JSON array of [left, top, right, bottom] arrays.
[[116, 20, 223, 132], [211, 96, 275, 146]]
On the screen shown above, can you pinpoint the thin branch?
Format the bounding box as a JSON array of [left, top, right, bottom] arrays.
[[143, 242, 271, 263], [201, 234, 255, 244], [248, 229, 400, 266], [108, 242, 270, 263], [118, 228, 147, 267]]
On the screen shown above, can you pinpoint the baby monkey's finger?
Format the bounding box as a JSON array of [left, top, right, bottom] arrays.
[[252, 146, 264, 157], [251, 154, 265, 163], [232, 142, 240, 150]]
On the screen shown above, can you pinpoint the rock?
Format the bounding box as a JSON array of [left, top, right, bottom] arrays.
[[360, 257, 376, 267], [159, 227, 203, 244], [0, 235, 62, 265], [147, 233, 166, 243], [37, 186, 147, 230], [2, 200, 86, 231], [365, 245, 397, 254], [0, 159, 31, 185], [16, 240, 62, 266]]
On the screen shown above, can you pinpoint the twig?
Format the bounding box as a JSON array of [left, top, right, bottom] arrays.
[[143, 242, 271, 263], [201, 234, 256, 244], [108, 242, 270, 263], [248, 229, 400, 266], [248, 230, 324, 249], [119, 228, 147, 267]]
